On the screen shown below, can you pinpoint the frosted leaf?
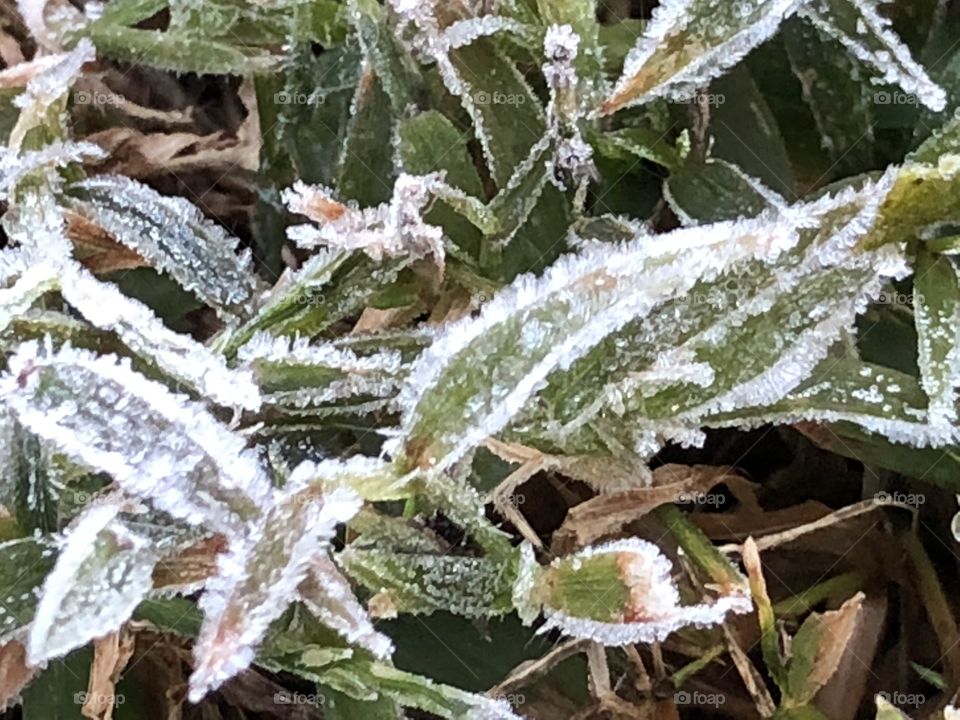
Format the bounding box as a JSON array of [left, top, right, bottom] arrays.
[[27, 501, 158, 665], [339, 547, 517, 618], [914, 251, 960, 430], [602, 0, 802, 114], [0, 142, 105, 200], [0, 537, 58, 644], [59, 265, 261, 410], [0, 263, 59, 337], [283, 174, 446, 267], [3, 342, 271, 535], [238, 333, 403, 408], [13, 39, 94, 116], [798, 0, 946, 112], [298, 556, 393, 659], [521, 539, 751, 645], [62, 175, 266, 320], [388, 0, 544, 189], [508, 170, 910, 459], [4, 419, 61, 534], [393, 208, 802, 475], [707, 359, 957, 447], [189, 477, 361, 701]]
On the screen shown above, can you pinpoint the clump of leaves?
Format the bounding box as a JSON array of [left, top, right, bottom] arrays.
[[2, 0, 960, 718]]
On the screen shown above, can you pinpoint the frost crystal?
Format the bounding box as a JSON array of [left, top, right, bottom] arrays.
[[189, 477, 361, 700], [0, 142, 105, 199], [27, 501, 157, 665], [283, 174, 446, 266], [4, 342, 271, 535], [13, 39, 94, 115]]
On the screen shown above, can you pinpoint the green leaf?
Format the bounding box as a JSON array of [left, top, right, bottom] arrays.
[[449, 39, 545, 189], [914, 249, 960, 428], [798, 0, 946, 112], [783, 17, 875, 177], [83, 26, 281, 75], [666, 158, 782, 223], [602, 0, 801, 114], [62, 175, 265, 320], [783, 593, 864, 707], [710, 65, 796, 198], [339, 547, 518, 618], [27, 503, 158, 665], [0, 536, 58, 641], [21, 646, 93, 720], [338, 71, 396, 207]]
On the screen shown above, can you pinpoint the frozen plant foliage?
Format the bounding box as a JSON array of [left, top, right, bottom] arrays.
[[283, 174, 446, 266], [238, 333, 404, 408], [0, 142, 105, 199], [799, 0, 947, 112], [189, 471, 362, 700], [298, 556, 394, 659], [603, 0, 803, 113], [517, 540, 751, 645], [27, 500, 158, 665], [59, 265, 261, 410], [63, 175, 266, 319], [3, 342, 271, 535], [393, 209, 803, 475], [913, 253, 960, 431]]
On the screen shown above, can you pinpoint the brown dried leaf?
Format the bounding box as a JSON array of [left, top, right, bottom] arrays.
[[151, 535, 226, 592], [552, 464, 742, 553], [0, 640, 37, 710], [785, 593, 865, 707], [82, 630, 135, 720]]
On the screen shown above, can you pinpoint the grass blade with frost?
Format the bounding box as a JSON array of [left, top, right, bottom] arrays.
[[3, 342, 271, 535], [27, 500, 158, 665]]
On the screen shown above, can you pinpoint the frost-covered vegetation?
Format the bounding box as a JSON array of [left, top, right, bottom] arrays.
[[2, 0, 960, 718]]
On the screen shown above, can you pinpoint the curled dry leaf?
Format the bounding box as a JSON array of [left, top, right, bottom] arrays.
[[552, 464, 745, 553]]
